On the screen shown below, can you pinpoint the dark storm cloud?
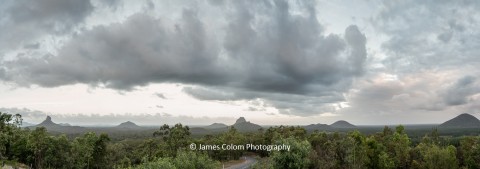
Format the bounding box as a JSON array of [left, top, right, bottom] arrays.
[[3, 0, 366, 92], [183, 87, 242, 101], [344, 25, 367, 76], [3, 11, 223, 89], [1, 0, 368, 116], [374, 0, 480, 72], [0, 0, 93, 51], [444, 76, 480, 106], [23, 43, 40, 49], [98, 0, 121, 8], [221, 0, 367, 94], [7, 0, 92, 26], [0, 68, 5, 79], [183, 86, 345, 116]]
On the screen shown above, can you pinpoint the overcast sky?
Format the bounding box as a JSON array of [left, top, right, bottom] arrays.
[[1, 0, 480, 126]]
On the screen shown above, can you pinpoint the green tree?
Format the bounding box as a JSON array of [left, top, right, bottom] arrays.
[[0, 112, 22, 161], [308, 131, 336, 168], [392, 125, 411, 168], [346, 130, 369, 169], [154, 123, 191, 157], [9, 128, 32, 164], [412, 143, 458, 169], [133, 151, 220, 169], [173, 150, 220, 169], [92, 133, 110, 168], [368, 125, 410, 169], [107, 142, 131, 168], [365, 136, 394, 169], [218, 127, 246, 160], [71, 132, 110, 169], [271, 137, 311, 169], [378, 151, 395, 169], [458, 136, 480, 168], [43, 134, 73, 169], [27, 127, 50, 169], [134, 157, 176, 169], [138, 138, 162, 161]]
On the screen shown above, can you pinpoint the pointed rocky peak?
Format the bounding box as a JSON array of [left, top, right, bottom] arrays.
[[235, 117, 247, 124], [37, 116, 58, 127]]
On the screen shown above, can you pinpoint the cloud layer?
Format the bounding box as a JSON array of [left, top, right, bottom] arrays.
[[1, 0, 367, 116], [0, 0, 93, 52], [1, 0, 479, 121]]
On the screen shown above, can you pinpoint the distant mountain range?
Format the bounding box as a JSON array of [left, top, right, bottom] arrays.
[[303, 120, 357, 131], [439, 113, 480, 128], [29, 117, 141, 129], [201, 117, 359, 132], [201, 117, 262, 132], [31, 116, 86, 133], [302, 113, 480, 129], [24, 113, 480, 136], [304, 123, 332, 130], [200, 117, 360, 132]]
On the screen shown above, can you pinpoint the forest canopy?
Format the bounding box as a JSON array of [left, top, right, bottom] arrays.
[[1, 112, 480, 169]]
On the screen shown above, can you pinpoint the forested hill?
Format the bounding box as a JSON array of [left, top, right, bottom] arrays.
[[330, 120, 356, 128], [116, 121, 141, 129], [439, 113, 480, 128]]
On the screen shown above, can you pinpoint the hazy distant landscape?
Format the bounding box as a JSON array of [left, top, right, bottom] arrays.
[[23, 113, 480, 140], [2, 0, 480, 168]]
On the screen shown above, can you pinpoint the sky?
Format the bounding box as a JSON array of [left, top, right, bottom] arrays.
[[1, 0, 480, 126]]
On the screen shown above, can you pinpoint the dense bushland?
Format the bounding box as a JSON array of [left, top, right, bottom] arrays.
[[2, 112, 480, 169]]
